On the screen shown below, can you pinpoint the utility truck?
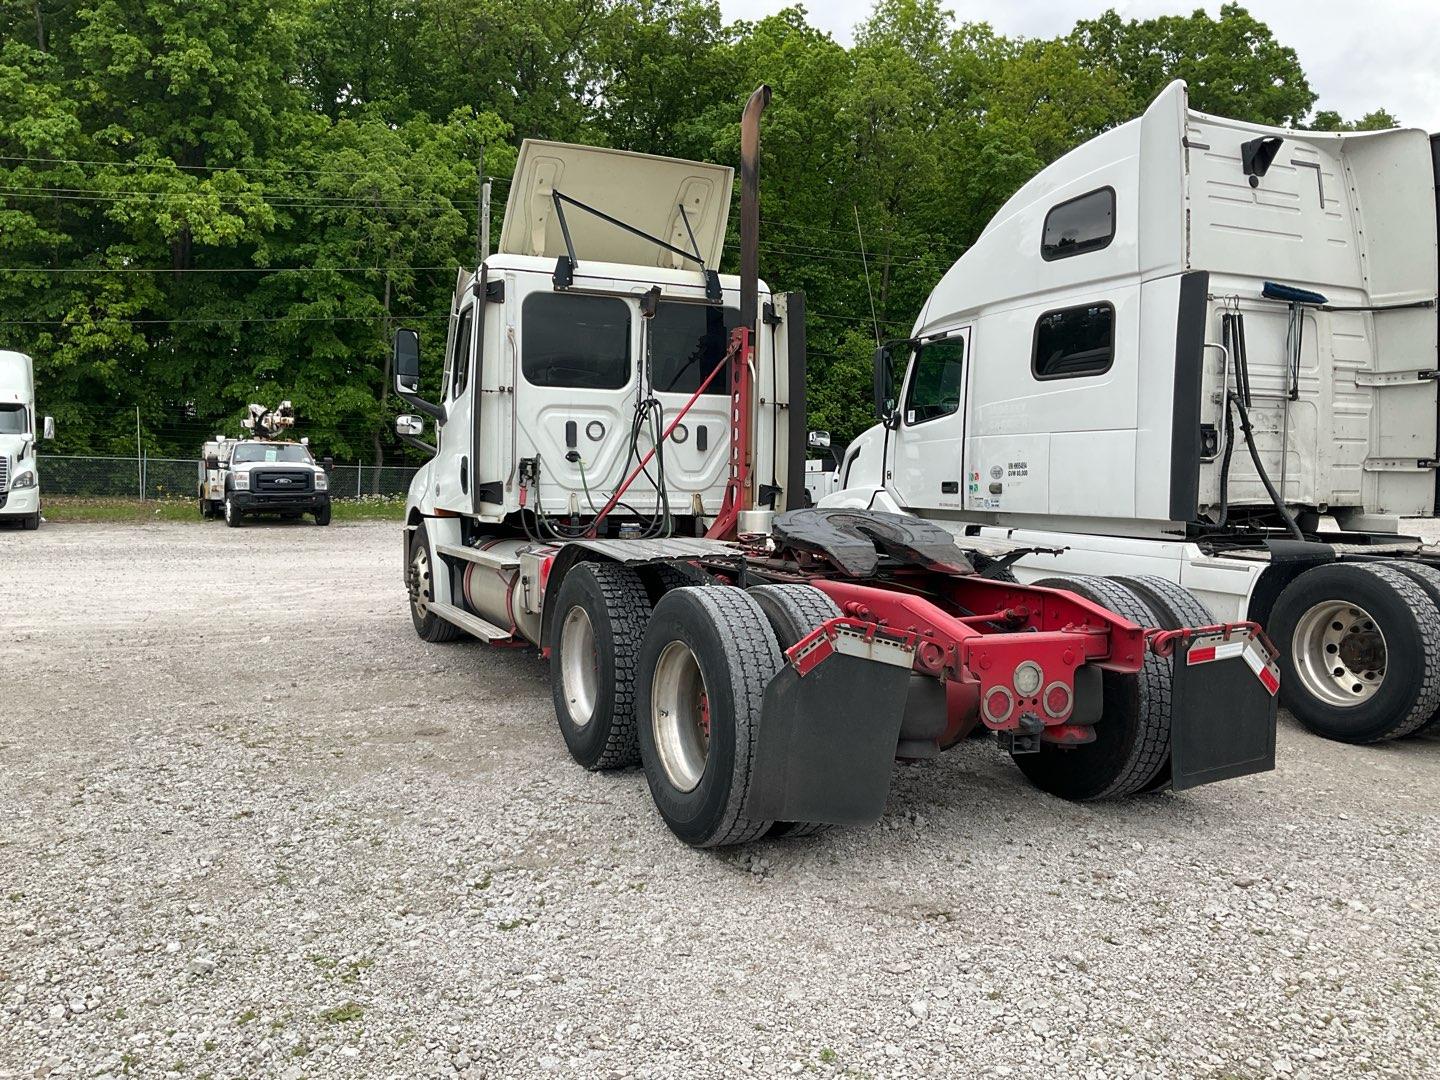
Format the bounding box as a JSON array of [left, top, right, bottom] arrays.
[[200, 402, 333, 526], [824, 80, 1440, 746], [0, 350, 54, 530], [394, 87, 1279, 847]]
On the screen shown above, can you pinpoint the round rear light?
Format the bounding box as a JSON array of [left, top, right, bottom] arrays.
[[1013, 660, 1044, 698], [982, 685, 1015, 725], [1043, 681, 1073, 719]]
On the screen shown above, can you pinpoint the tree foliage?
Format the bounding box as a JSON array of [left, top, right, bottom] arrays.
[[0, 0, 1393, 457]]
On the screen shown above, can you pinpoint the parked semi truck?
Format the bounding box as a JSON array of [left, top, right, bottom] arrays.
[[0, 350, 54, 530], [824, 80, 1440, 746], [394, 88, 1279, 847]]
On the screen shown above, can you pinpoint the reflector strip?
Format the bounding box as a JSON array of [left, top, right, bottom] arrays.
[[1186, 641, 1244, 665]]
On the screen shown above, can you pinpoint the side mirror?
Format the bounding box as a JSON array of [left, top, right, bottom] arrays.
[[205, 453, 220, 469], [394, 328, 421, 394], [41, 416, 55, 441], [807, 430, 831, 450], [395, 414, 424, 437], [322, 456, 334, 472], [873, 345, 896, 421]]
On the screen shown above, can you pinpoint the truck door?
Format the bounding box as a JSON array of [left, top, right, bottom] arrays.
[[434, 295, 476, 514], [891, 329, 969, 511]]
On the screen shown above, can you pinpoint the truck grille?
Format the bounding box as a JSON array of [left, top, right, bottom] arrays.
[[0, 455, 8, 493], [252, 469, 312, 493]]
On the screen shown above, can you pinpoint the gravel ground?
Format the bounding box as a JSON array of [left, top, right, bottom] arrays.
[[2, 520, 1439, 1080]]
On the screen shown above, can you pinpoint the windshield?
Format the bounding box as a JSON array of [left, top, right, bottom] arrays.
[[0, 404, 26, 435], [231, 443, 313, 464]]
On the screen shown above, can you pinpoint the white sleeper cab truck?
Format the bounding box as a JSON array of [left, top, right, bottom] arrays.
[[0, 350, 54, 530], [394, 89, 1280, 849], [825, 80, 1440, 746]]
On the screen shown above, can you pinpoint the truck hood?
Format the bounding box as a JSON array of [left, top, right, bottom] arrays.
[[229, 461, 322, 475], [0, 433, 32, 459]]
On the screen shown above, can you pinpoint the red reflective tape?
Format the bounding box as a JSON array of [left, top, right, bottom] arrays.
[[1258, 665, 1280, 696], [1187, 645, 1217, 665]]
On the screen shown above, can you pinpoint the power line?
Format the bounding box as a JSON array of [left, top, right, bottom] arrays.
[[0, 265, 455, 275], [0, 313, 450, 326]]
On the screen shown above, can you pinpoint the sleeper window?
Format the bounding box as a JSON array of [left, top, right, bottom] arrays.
[[1041, 188, 1115, 261], [1032, 303, 1115, 380], [650, 303, 740, 395], [905, 336, 965, 424], [522, 293, 631, 389]]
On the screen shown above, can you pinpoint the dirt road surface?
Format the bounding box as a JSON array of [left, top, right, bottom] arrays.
[[2, 521, 1438, 1079]]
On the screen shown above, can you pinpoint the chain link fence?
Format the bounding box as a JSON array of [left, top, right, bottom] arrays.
[[38, 455, 420, 500]]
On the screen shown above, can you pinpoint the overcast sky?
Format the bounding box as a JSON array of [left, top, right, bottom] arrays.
[[717, 0, 1440, 131]]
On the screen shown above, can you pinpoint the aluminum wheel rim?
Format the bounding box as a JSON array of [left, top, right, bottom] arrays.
[[1291, 599, 1387, 707], [409, 544, 432, 619], [560, 606, 599, 727], [651, 640, 710, 793]]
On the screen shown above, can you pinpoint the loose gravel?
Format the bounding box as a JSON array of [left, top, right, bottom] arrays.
[[2, 520, 1439, 1079]]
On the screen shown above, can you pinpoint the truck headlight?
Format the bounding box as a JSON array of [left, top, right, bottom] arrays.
[[11, 470, 35, 489], [232, 472, 250, 490], [314, 472, 328, 491]]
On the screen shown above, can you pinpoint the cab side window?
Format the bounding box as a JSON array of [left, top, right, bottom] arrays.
[[449, 306, 474, 399], [904, 336, 965, 424], [1032, 302, 1114, 380]]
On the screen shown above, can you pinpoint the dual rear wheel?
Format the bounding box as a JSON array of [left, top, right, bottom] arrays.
[[547, 567, 838, 846]]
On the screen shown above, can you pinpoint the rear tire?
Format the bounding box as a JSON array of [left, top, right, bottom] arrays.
[[637, 587, 781, 847], [1267, 562, 1440, 743], [1013, 576, 1171, 800], [1386, 561, 1440, 734], [1106, 575, 1217, 794], [548, 562, 653, 770], [407, 527, 464, 643], [748, 584, 842, 839]]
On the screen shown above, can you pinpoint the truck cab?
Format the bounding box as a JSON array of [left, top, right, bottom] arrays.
[[0, 350, 54, 531], [827, 80, 1440, 746]]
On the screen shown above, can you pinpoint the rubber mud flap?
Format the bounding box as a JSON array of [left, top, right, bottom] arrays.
[[745, 650, 911, 824], [1169, 636, 1278, 791]]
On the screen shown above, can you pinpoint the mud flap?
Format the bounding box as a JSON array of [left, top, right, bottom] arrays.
[[1169, 634, 1279, 791], [745, 647, 913, 825]]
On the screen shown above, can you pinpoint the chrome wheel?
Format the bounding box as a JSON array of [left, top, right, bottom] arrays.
[[651, 640, 710, 793], [409, 543, 433, 619], [1291, 600, 1387, 707], [560, 606, 599, 727]]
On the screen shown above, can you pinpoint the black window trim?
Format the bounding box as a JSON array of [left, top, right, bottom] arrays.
[[449, 302, 475, 400], [902, 330, 968, 427], [519, 290, 634, 391], [1040, 185, 1116, 263], [1030, 300, 1116, 382]]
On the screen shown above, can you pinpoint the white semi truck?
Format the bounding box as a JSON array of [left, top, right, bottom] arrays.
[[0, 350, 54, 530], [393, 88, 1279, 847], [824, 80, 1440, 746]]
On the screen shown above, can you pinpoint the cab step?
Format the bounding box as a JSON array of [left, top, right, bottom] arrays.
[[427, 600, 513, 642]]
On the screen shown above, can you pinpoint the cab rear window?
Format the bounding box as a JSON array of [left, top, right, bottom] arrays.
[[1042, 188, 1115, 261], [523, 293, 631, 389]]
